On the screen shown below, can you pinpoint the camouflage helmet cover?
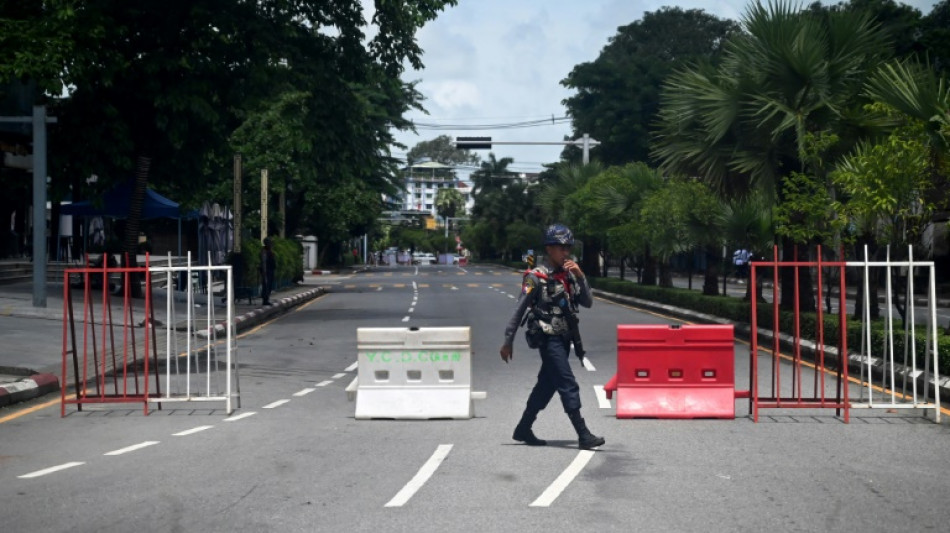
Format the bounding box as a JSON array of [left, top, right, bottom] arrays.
[[543, 224, 574, 246]]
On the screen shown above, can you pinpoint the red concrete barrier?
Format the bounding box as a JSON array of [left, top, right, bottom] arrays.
[[603, 324, 736, 419]]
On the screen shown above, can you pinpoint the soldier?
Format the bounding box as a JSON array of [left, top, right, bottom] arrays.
[[500, 224, 605, 450]]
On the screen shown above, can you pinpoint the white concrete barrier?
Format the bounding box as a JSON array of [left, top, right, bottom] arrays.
[[349, 326, 485, 419]]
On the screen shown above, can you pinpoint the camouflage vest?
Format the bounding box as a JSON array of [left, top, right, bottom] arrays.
[[525, 265, 576, 336]]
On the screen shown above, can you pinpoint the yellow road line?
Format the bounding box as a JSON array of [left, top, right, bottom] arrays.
[[0, 393, 76, 424], [1, 292, 327, 424]]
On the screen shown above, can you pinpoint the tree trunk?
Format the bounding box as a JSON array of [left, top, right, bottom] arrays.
[[780, 240, 815, 313], [123, 156, 150, 298], [852, 239, 881, 321], [641, 247, 657, 286], [658, 261, 673, 288], [581, 240, 598, 277], [702, 245, 720, 296]]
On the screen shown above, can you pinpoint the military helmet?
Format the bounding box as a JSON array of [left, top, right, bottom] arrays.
[[543, 224, 574, 246]]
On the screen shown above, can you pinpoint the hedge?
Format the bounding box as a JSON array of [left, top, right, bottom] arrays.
[[229, 237, 304, 292]]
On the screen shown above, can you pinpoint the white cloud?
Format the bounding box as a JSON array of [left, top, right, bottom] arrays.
[[427, 80, 482, 111]]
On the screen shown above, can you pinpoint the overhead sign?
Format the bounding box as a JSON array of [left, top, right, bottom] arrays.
[[455, 136, 492, 150]]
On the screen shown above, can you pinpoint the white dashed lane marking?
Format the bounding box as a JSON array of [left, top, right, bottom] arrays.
[[263, 399, 290, 409], [173, 425, 214, 436], [332, 373, 346, 379], [104, 441, 160, 456], [293, 388, 316, 397], [582, 358, 596, 372], [224, 412, 257, 422], [316, 380, 333, 387], [345, 362, 358, 372], [18, 462, 86, 479]]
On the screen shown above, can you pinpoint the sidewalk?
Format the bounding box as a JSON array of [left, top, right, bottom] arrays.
[[0, 269, 342, 409]]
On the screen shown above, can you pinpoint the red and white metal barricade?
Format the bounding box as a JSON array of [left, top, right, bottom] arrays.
[[61, 254, 161, 415], [749, 245, 941, 423], [851, 246, 940, 420], [148, 253, 240, 414], [61, 253, 240, 416]]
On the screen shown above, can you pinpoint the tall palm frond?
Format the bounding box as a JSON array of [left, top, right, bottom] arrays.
[[536, 162, 602, 223]]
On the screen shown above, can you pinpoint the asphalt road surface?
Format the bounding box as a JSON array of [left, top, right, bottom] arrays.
[[1, 263, 948, 532]]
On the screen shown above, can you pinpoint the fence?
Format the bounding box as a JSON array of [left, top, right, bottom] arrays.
[[61, 253, 240, 416], [850, 246, 940, 419], [148, 253, 240, 414], [61, 254, 161, 415], [749, 245, 940, 423]]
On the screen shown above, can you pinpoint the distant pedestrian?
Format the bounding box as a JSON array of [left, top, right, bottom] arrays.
[[733, 248, 752, 283], [260, 238, 276, 306]]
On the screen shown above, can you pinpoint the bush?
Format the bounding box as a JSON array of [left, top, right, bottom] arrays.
[[230, 237, 303, 289]]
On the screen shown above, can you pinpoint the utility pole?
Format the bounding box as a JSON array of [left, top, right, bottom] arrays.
[[1, 105, 58, 307], [260, 168, 268, 241], [233, 154, 242, 253]]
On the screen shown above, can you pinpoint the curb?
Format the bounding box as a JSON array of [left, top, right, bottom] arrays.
[[592, 288, 950, 406], [1, 286, 327, 409], [199, 287, 325, 338], [0, 373, 60, 408]]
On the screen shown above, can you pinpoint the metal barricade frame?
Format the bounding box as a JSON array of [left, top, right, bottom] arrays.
[[749, 245, 941, 423]]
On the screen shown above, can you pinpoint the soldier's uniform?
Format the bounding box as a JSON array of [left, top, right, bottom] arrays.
[[501, 224, 604, 450]]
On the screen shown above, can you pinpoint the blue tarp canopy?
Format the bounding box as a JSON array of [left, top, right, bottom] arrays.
[[61, 180, 185, 219]]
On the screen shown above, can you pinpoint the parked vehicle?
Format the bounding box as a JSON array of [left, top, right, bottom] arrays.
[[412, 252, 436, 265]]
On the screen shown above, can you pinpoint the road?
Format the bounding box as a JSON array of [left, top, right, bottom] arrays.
[[1, 263, 948, 532]]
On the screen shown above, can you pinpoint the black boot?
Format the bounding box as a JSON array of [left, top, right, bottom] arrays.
[[512, 409, 547, 446], [567, 409, 605, 450]]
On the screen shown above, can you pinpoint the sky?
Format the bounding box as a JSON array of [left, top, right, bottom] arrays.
[[388, 0, 941, 173]]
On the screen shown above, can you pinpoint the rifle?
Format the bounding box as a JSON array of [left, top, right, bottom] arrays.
[[563, 310, 586, 363]]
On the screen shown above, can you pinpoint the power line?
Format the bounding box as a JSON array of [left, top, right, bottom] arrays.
[[411, 116, 570, 130]]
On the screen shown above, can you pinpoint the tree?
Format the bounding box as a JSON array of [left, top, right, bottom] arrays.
[[407, 135, 479, 167], [435, 187, 465, 224], [595, 163, 664, 283], [536, 163, 603, 274], [833, 105, 937, 321], [653, 0, 891, 311], [561, 6, 739, 165], [1, 0, 459, 271]]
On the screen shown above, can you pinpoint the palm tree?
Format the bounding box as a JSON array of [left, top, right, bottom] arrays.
[[537, 163, 603, 274], [864, 58, 950, 206], [653, 0, 889, 310], [470, 153, 515, 198], [435, 187, 465, 232]]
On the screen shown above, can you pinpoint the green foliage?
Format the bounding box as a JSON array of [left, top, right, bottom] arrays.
[[504, 221, 542, 259], [407, 135, 479, 167], [561, 6, 739, 165], [832, 107, 935, 247], [435, 188, 465, 221], [233, 236, 302, 288], [774, 171, 846, 245], [1, 0, 458, 261], [654, 0, 890, 203]]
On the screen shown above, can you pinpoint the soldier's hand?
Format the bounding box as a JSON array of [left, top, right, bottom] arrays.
[[500, 344, 512, 363], [563, 259, 583, 278]]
